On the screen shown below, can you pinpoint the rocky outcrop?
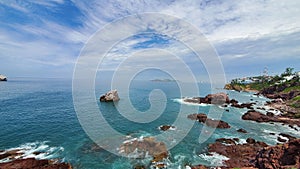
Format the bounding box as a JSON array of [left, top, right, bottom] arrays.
[[242, 110, 300, 127], [231, 102, 255, 109], [188, 113, 231, 129], [184, 92, 230, 105], [208, 138, 268, 168], [99, 89, 120, 102], [159, 125, 175, 131], [266, 100, 298, 117], [237, 128, 248, 133], [0, 158, 71, 169], [119, 137, 168, 168], [255, 139, 300, 169], [0, 74, 7, 81]]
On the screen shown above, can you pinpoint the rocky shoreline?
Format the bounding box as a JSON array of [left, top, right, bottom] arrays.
[[182, 90, 300, 169], [190, 138, 300, 169], [0, 148, 72, 169]]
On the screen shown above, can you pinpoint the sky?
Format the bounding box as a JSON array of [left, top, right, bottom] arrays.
[[0, 0, 300, 82]]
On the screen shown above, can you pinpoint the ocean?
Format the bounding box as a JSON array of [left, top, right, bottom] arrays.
[[0, 78, 299, 168]]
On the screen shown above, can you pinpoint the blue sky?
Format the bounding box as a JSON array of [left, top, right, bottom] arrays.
[[0, 0, 300, 82]]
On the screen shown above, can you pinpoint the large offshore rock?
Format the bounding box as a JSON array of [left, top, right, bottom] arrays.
[[99, 89, 120, 102]]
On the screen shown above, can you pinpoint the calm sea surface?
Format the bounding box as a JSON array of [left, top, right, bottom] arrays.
[[0, 78, 299, 168]]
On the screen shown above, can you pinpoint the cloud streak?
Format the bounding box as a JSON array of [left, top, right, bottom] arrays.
[[0, 0, 299, 79]]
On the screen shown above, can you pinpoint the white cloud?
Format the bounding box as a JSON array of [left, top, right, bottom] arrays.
[[1, 0, 300, 78]]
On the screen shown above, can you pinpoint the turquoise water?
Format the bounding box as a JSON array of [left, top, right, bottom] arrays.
[[0, 78, 299, 168]]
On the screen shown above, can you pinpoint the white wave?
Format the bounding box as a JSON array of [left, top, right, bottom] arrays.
[[173, 98, 209, 107], [198, 152, 229, 166], [0, 141, 64, 163]]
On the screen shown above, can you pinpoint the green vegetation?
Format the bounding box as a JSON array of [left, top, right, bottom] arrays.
[[283, 85, 300, 93], [226, 67, 300, 118], [292, 95, 300, 101], [228, 67, 299, 92]]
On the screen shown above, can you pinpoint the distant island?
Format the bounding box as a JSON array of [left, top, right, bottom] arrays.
[[150, 78, 178, 82], [224, 67, 300, 119], [0, 74, 7, 81]]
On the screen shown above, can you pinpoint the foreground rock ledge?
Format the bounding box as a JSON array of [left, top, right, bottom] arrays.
[[0, 158, 72, 169], [100, 89, 120, 102]]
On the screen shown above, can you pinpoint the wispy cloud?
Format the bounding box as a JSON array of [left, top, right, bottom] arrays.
[[0, 0, 300, 78]]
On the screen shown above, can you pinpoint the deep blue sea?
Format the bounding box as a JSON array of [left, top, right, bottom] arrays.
[[0, 78, 299, 168]]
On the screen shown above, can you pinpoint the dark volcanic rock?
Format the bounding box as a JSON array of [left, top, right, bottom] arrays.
[[187, 113, 230, 129], [0, 158, 72, 169], [255, 139, 300, 169], [237, 128, 248, 133]]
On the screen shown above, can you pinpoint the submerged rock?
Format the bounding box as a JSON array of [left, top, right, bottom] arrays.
[[237, 128, 248, 133], [99, 89, 120, 102]]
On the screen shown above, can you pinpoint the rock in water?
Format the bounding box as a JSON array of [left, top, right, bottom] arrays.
[[0, 74, 7, 81], [100, 89, 120, 102]]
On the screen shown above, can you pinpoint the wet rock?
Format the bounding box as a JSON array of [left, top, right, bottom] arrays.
[[205, 119, 231, 129], [241, 110, 300, 127], [237, 128, 248, 133], [216, 138, 236, 145], [266, 112, 274, 117], [246, 138, 256, 144], [184, 92, 230, 105], [233, 138, 240, 142], [159, 125, 175, 131], [187, 113, 230, 129], [120, 137, 168, 168], [100, 89, 120, 102]]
